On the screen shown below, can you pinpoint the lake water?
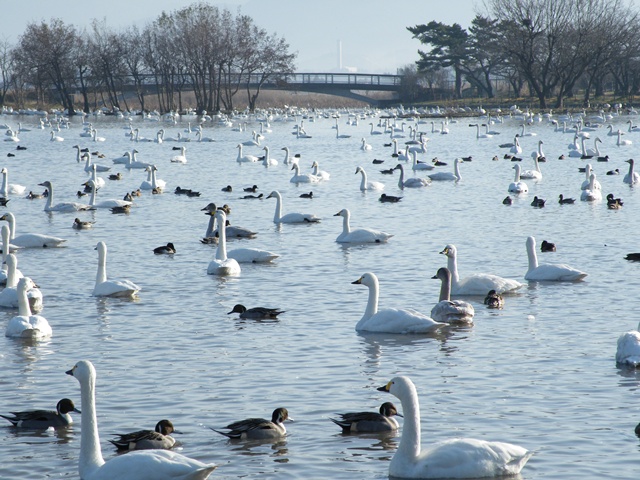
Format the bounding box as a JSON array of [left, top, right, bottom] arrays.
[[0, 106, 639, 479]]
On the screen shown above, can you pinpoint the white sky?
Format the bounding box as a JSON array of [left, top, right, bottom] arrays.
[[3, 0, 479, 74]]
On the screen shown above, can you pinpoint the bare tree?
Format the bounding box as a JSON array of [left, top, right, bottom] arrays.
[[0, 38, 13, 107]]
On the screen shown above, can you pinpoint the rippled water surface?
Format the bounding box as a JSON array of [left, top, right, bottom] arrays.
[[0, 108, 639, 479]]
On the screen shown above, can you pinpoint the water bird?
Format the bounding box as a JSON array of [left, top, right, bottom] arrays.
[[5, 277, 50, 339], [616, 323, 640, 367], [227, 304, 285, 319], [267, 190, 320, 224], [625, 253, 640, 261], [623, 158, 640, 184], [0, 212, 67, 247], [395, 164, 430, 188], [330, 402, 402, 433], [484, 290, 504, 308], [334, 208, 393, 244], [430, 267, 475, 324], [243, 185, 258, 193], [39, 181, 93, 212], [109, 420, 179, 451], [213, 408, 290, 440], [206, 210, 241, 276], [1, 398, 80, 429], [153, 243, 176, 255], [93, 241, 141, 297], [379, 193, 402, 203], [73, 218, 95, 230], [299, 191, 313, 198], [241, 193, 263, 199], [502, 196, 512, 205], [558, 194, 575, 204], [606, 169, 620, 175], [222, 185, 232, 192], [531, 196, 545, 208], [540, 240, 556, 252], [524, 236, 587, 281], [355, 166, 384, 191]]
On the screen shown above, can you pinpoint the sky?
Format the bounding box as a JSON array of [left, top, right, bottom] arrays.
[[3, 0, 479, 74]]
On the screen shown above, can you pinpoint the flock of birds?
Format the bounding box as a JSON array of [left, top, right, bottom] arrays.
[[2, 104, 640, 480]]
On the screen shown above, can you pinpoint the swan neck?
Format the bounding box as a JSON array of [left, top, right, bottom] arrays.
[[88, 183, 96, 206], [216, 216, 228, 261], [6, 258, 17, 288], [447, 253, 460, 284], [6, 214, 15, 239], [438, 274, 451, 302], [454, 160, 461, 180], [96, 248, 107, 286], [527, 240, 538, 270], [363, 279, 379, 320], [205, 214, 215, 237], [359, 170, 367, 190], [342, 212, 351, 234], [397, 167, 404, 188], [273, 194, 282, 222], [395, 383, 422, 463], [17, 281, 31, 316], [1, 171, 7, 195], [79, 370, 105, 477]]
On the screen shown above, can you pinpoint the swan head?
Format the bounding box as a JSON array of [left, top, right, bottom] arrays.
[[17, 276, 37, 292], [393, 163, 404, 172], [0, 168, 6, 174], [266, 190, 281, 200], [432, 267, 451, 282], [526, 236, 536, 250], [626, 158, 635, 166], [66, 360, 96, 385], [200, 202, 217, 213], [333, 208, 349, 218], [95, 241, 107, 254], [377, 376, 417, 399], [38, 180, 52, 190], [354, 166, 363, 175], [352, 272, 378, 288], [439, 244, 456, 258]]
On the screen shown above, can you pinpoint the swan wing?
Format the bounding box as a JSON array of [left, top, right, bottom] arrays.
[[525, 263, 587, 282], [616, 331, 640, 365], [356, 308, 443, 334], [13, 234, 67, 248], [453, 274, 523, 295], [93, 279, 140, 297]]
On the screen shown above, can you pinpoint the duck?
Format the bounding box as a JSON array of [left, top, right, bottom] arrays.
[[73, 218, 95, 229], [290, 163, 320, 183], [558, 194, 575, 204], [530, 196, 545, 208], [0, 254, 43, 311], [379, 193, 402, 203], [334, 208, 393, 244], [430, 267, 475, 324], [5, 277, 51, 339], [508, 164, 528, 193], [524, 236, 587, 281], [625, 253, 640, 261], [502, 196, 512, 205], [440, 244, 523, 295], [580, 173, 603, 202], [1, 398, 80, 429], [153, 243, 176, 255], [227, 304, 285, 319], [606, 193, 623, 209], [109, 420, 179, 451], [206, 210, 241, 276], [623, 158, 640, 185], [66, 360, 216, 480], [0, 212, 67, 247], [108, 173, 123, 181], [170, 146, 187, 163], [377, 376, 532, 479], [0, 168, 26, 196], [26, 190, 46, 199], [352, 272, 444, 334], [355, 166, 384, 191], [213, 407, 290, 440], [616, 322, 640, 367], [39, 181, 93, 212], [540, 240, 556, 252], [311, 161, 330, 180], [427, 158, 461, 181], [299, 191, 313, 199], [240, 193, 263, 200], [236, 144, 259, 163], [93, 241, 141, 297], [484, 290, 504, 309], [394, 164, 430, 188], [221, 185, 232, 192], [330, 402, 402, 433], [243, 185, 258, 193], [110, 205, 131, 215], [266, 190, 320, 224]]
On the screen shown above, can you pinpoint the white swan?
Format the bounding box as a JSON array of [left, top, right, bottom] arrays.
[[580, 164, 601, 190], [428, 158, 461, 181], [430, 267, 474, 324], [39, 181, 93, 212], [66, 360, 216, 480], [280, 146, 297, 165], [0, 168, 26, 196], [360, 137, 372, 151], [378, 376, 532, 479], [617, 130, 632, 146], [311, 161, 330, 180], [290, 163, 320, 183], [87, 164, 106, 189], [355, 166, 384, 191], [82, 153, 110, 173], [50, 131, 64, 142], [93, 242, 141, 297], [266, 190, 320, 224], [510, 136, 522, 154], [580, 173, 602, 202], [139, 165, 166, 191], [334, 208, 393, 244], [508, 164, 528, 193], [471, 123, 492, 139], [206, 210, 241, 276], [0, 212, 66, 247], [623, 158, 640, 185], [0, 254, 43, 311], [0, 224, 22, 286], [5, 277, 50, 339], [394, 164, 430, 188], [411, 151, 434, 171], [524, 236, 588, 281], [530, 139, 545, 160], [170, 146, 187, 163], [391, 139, 410, 161], [86, 180, 132, 209], [261, 146, 278, 167], [335, 125, 351, 139], [440, 244, 523, 295], [352, 272, 444, 334], [616, 322, 640, 367], [519, 154, 542, 180], [126, 150, 152, 169], [226, 247, 279, 264]]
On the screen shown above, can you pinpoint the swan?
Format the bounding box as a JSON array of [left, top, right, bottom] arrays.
[[195, 130, 214, 142], [360, 137, 373, 151], [206, 210, 241, 276], [407, 138, 429, 154], [470, 123, 492, 139], [335, 125, 351, 139], [428, 158, 461, 181], [201, 207, 257, 240], [623, 158, 640, 185], [311, 161, 330, 180], [0, 212, 66, 248], [355, 166, 384, 191], [242, 131, 262, 147], [510, 136, 522, 154], [519, 154, 542, 180], [394, 163, 430, 188], [0, 224, 22, 286], [334, 208, 393, 243], [267, 190, 320, 224], [109, 420, 178, 451], [261, 146, 278, 167], [290, 163, 320, 183], [352, 272, 444, 334], [391, 139, 410, 161], [170, 146, 187, 163], [616, 322, 640, 367], [0, 254, 43, 311], [524, 236, 587, 281], [86, 180, 132, 209], [39, 181, 94, 212], [0, 168, 26, 196], [93, 241, 141, 297], [580, 173, 603, 202], [617, 130, 632, 146], [140, 165, 166, 191], [519, 123, 536, 136], [378, 376, 532, 479], [411, 151, 434, 171], [5, 278, 51, 339], [0, 398, 79, 429], [280, 146, 298, 165], [91, 128, 106, 142], [126, 150, 152, 169], [369, 122, 383, 135], [226, 247, 280, 264], [430, 267, 474, 324], [213, 408, 290, 440], [508, 164, 528, 193], [580, 164, 601, 190], [440, 244, 523, 295], [50, 131, 64, 142], [66, 360, 216, 480], [330, 402, 401, 433]]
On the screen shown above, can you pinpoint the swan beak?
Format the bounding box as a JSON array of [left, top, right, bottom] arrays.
[[377, 382, 391, 392], [439, 247, 449, 255], [333, 212, 341, 217], [65, 367, 75, 377], [431, 274, 438, 279], [351, 277, 363, 285]]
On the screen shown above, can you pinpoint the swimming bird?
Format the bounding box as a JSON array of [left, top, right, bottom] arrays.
[[379, 193, 402, 203], [227, 304, 285, 319], [580, 173, 603, 202], [213, 408, 290, 440], [540, 240, 556, 252], [508, 164, 528, 193], [236, 144, 259, 163], [616, 323, 640, 367], [558, 194, 575, 205], [153, 243, 176, 255], [170, 146, 187, 163], [93, 242, 141, 297], [334, 208, 393, 244], [290, 163, 320, 183], [606, 193, 623, 209], [109, 420, 179, 451], [519, 154, 543, 180], [267, 190, 320, 224], [0, 168, 26, 196], [0, 212, 67, 247], [623, 158, 640, 185], [484, 290, 504, 308], [206, 210, 241, 276], [394, 164, 430, 188], [300, 191, 313, 198], [531, 196, 545, 208], [1, 398, 80, 429], [524, 236, 587, 281], [625, 253, 640, 261], [73, 218, 95, 229], [355, 166, 384, 191], [39, 181, 93, 212], [352, 272, 444, 334], [502, 196, 512, 205], [311, 161, 330, 180], [261, 146, 278, 167], [440, 244, 523, 295], [66, 360, 216, 480], [427, 158, 461, 181], [5, 277, 51, 339], [377, 376, 532, 479], [410, 151, 434, 171], [430, 267, 475, 324], [330, 402, 402, 433], [0, 254, 43, 311], [85, 180, 133, 209], [82, 152, 110, 173]]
